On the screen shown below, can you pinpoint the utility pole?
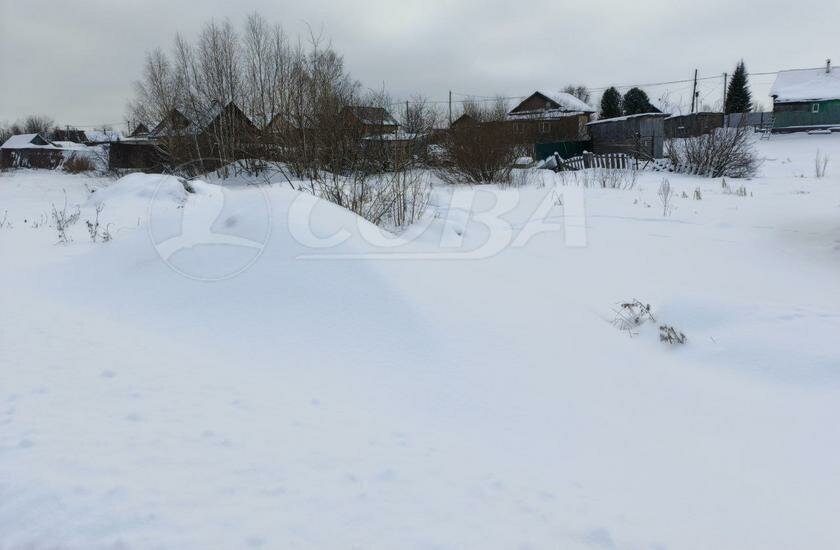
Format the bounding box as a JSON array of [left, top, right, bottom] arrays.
[[691, 69, 698, 113], [448, 90, 452, 127], [722, 73, 728, 112]]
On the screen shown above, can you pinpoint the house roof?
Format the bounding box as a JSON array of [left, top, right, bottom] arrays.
[[148, 109, 194, 139], [149, 102, 257, 139], [0, 133, 57, 149], [450, 113, 477, 126], [586, 113, 669, 126], [130, 123, 150, 137], [85, 129, 123, 143], [345, 106, 399, 126], [663, 111, 723, 120], [771, 67, 840, 103], [508, 91, 595, 120]]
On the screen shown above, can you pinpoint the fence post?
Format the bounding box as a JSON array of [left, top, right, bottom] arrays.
[[583, 151, 593, 169]]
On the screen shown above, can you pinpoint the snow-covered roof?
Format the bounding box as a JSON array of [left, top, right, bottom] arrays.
[[362, 131, 419, 141], [85, 129, 123, 143], [663, 111, 722, 120], [771, 67, 840, 103], [544, 92, 595, 113], [508, 91, 595, 120], [345, 106, 399, 126], [52, 140, 92, 150], [0, 133, 57, 150], [586, 112, 668, 126]]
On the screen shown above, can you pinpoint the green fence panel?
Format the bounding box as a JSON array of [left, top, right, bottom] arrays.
[[533, 140, 592, 161]]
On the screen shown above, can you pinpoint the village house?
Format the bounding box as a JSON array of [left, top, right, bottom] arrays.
[[506, 91, 594, 156], [0, 133, 66, 169], [448, 91, 596, 160], [771, 60, 840, 132], [112, 101, 260, 171], [341, 106, 400, 136]]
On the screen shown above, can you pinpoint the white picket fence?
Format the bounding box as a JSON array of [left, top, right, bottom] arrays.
[[559, 152, 632, 171]]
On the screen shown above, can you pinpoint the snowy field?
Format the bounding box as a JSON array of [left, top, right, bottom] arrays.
[[1, 133, 840, 549]]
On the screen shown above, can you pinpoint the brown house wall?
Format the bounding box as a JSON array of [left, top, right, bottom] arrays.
[[1, 148, 66, 169]]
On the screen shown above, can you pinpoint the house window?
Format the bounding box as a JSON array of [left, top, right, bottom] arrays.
[[540, 122, 550, 134], [812, 103, 820, 113]]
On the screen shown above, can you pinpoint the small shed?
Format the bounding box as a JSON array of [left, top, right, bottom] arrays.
[[664, 112, 724, 138], [587, 113, 668, 158], [771, 61, 840, 131]]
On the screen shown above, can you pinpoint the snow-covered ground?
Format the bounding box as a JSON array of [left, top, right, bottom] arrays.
[[1, 133, 840, 549]]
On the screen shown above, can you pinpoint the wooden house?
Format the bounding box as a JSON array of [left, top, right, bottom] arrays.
[[0, 133, 66, 169], [506, 91, 595, 146], [770, 61, 840, 132], [341, 106, 399, 136]]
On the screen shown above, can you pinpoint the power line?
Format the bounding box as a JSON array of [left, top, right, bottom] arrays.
[[389, 65, 826, 108], [56, 64, 826, 126]]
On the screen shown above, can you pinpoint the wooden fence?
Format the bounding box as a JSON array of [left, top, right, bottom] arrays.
[[554, 152, 715, 177], [558, 152, 632, 171]]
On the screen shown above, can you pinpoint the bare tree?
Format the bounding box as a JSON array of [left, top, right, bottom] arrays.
[[21, 115, 55, 135], [562, 85, 591, 105]]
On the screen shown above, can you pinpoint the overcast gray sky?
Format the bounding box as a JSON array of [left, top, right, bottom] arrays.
[[1, 0, 837, 129]]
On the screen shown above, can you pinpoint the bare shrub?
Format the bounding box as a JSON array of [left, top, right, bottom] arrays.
[[63, 154, 96, 174], [612, 300, 655, 336], [693, 187, 702, 200], [86, 203, 105, 242], [657, 178, 673, 216], [51, 193, 81, 244], [437, 122, 519, 184], [815, 149, 829, 178], [659, 325, 687, 345], [509, 167, 539, 188], [388, 170, 430, 227], [596, 167, 637, 189], [666, 124, 758, 178], [557, 167, 637, 189], [0, 210, 11, 229], [721, 178, 749, 197]]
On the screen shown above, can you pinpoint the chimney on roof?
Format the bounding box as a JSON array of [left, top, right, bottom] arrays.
[[827, 59, 832, 74]]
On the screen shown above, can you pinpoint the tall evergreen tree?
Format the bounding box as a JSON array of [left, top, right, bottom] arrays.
[[725, 60, 752, 114], [622, 87, 654, 115], [600, 87, 622, 119]]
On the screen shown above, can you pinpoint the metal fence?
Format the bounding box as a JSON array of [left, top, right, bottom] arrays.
[[723, 112, 773, 128]]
